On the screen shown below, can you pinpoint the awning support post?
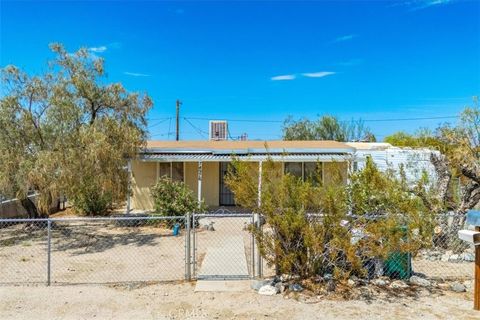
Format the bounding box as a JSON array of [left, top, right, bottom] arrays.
[[257, 161, 262, 208], [126, 159, 132, 214], [256, 161, 263, 278], [197, 162, 203, 208]]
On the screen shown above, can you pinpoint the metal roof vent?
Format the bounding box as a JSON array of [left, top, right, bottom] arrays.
[[209, 120, 228, 141]]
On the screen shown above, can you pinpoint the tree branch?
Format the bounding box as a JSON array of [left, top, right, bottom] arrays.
[[461, 165, 480, 184], [430, 153, 451, 202]]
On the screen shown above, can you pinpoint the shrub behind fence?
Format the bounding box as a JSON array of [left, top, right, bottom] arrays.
[[0, 213, 475, 285]]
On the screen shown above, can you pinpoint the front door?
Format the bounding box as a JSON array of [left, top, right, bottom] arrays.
[[219, 162, 235, 206]]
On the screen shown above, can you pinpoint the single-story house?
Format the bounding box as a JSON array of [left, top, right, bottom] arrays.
[[129, 140, 354, 211], [128, 140, 440, 212]]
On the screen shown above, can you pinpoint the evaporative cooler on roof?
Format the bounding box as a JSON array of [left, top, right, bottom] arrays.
[[209, 120, 228, 140]]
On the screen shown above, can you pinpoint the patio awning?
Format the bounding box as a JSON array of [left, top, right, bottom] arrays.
[[138, 153, 353, 162]]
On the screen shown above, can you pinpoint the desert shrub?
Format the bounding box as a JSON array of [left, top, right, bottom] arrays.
[[151, 177, 205, 217], [71, 179, 112, 216], [226, 157, 434, 281], [348, 159, 436, 255]]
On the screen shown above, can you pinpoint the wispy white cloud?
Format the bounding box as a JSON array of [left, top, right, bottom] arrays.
[[332, 34, 357, 43], [124, 72, 151, 77], [271, 74, 296, 81], [301, 71, 336, 78], [414, 0, 452, 10], [87, 42, 122, 53], [392, 0, 455, 11], [271, 71, 337, 81], [89, 46, 107, 53]]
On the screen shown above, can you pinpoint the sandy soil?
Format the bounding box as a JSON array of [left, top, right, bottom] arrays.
[[1, 215, 477, 319], [0, 282, 478, 320], [1, 216, 473, 285], [0, 220, 186, 284]]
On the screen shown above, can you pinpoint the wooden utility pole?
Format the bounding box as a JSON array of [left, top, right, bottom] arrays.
[[475, 226, 480, 311], [176, 99, 182, 141], [460, 211, 480, 311]]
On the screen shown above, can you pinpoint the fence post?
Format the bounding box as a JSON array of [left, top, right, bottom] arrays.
[[255, 213, 263, 278], [192, 212, 196, 279], [47, 219, 51, 286], [185, 213, 191, 281], [251, 213, 255, 279]]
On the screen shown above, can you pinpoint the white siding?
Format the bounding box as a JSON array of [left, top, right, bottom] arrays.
[[354, 147, 439, 184]]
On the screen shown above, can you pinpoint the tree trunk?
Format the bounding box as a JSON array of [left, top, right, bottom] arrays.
[[20, 197, 40, 219], [445, 183, 480, 248], [430, 153, 451, 203]]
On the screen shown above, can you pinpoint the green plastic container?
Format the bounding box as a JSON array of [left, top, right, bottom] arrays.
[[384, 251, 412, 279], [383, 225, 412, 279]]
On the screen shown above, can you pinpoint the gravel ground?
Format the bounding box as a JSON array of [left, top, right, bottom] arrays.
[[0, 282, 478, 320]]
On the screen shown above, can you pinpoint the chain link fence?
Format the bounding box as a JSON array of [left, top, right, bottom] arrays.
[[258, 212, 475, 281], [0, 212, 475, 286], [0, 219, 49, 284], [413, 213, 475, 280], [0, 216, 187, 285]]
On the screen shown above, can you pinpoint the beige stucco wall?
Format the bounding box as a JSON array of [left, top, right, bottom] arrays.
[[132, 160, 157, 211], [184, 162, 219, 207], [131, 160, 349, 211], [132, 161, 221, 211]]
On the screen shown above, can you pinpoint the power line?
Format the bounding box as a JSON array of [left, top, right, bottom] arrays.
[[360, 115, 458, 122], [150, 131, 175, 138], [146, 117, 171, 121], [167, 117, 172, 138], [148, 117, 172, 129], [185, 117, 283, 123], [183, 117, 208, 139], [183, 115, 459, 124]]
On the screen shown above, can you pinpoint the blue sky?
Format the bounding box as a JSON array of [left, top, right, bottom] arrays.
[[1, 0, 479, 141]]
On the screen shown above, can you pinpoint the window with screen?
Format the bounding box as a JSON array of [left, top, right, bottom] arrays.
[[159, 163, 171, 178], [304, 162, 322, 184], [172, 162, 184, 182], [284, 162, 303, 178], [158, 162, 184, 182]]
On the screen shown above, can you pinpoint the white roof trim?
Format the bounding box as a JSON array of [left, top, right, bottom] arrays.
[[139, 153, 352, 162]]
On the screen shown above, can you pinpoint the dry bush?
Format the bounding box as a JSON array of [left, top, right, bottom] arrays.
[[226, 157, 435, 281]]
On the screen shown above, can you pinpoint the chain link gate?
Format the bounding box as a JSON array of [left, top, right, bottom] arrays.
[[188, 213, 262, 280]]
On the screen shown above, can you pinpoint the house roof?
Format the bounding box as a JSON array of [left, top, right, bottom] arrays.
[[140, 140, 354, 162], [346, 142, 393, 150], [144, 140, 354, 155], [141, 153, 352, 162]]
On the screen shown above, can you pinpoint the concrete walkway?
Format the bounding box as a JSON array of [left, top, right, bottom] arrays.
[[197, 234, 249, 280]]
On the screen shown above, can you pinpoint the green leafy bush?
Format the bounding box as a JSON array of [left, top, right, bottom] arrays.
[[151, 177, 205, 217]]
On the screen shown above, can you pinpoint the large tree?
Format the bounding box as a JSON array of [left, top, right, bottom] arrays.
[[282, 115, 376, 142], [0, 44, 152, 217]]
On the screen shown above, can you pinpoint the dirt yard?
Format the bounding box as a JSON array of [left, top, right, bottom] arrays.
[[1, 216, 477, 319], [0, 281, 477, 320], [0, 219, 187, 284], [0, 216, 258, 285]]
